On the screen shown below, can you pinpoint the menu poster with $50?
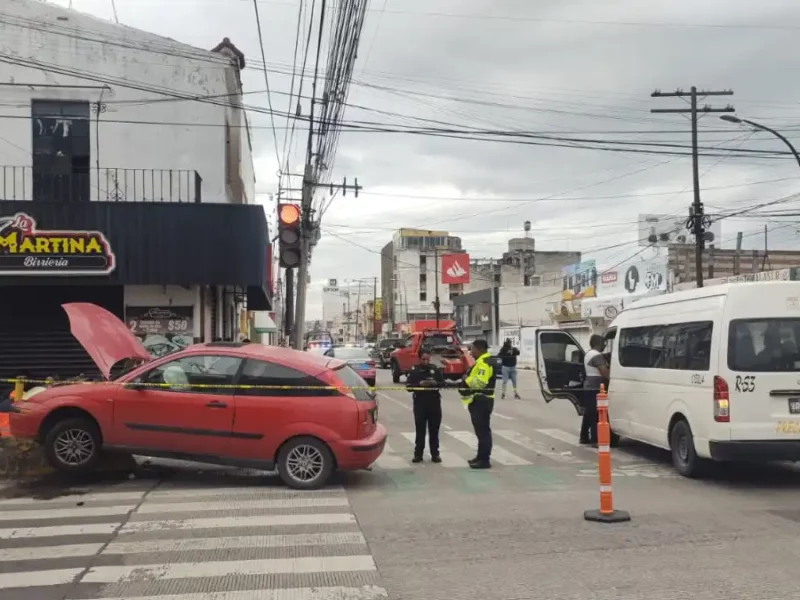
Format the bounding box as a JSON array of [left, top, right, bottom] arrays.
[[125, 306, 195, 358]]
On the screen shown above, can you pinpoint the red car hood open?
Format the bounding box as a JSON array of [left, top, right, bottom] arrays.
[[62, 303, 151, 379]]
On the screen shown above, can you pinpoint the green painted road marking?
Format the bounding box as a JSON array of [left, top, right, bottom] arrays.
[[387, 470, 427, 491], [455, 469, 499, 494], [513, 465, 565, 488]]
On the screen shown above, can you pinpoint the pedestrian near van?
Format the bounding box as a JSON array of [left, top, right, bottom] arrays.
[[406, 349, 444, 463], [498, 338, 521, 399], [581, 334, 609, 446], [458, 339, 496, 469]]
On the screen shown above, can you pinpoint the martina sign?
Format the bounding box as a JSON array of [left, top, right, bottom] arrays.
[[0, 212, 116, 276]]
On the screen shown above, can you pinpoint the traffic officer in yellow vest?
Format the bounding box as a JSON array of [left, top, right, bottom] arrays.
[[458, 339, 497, 469]]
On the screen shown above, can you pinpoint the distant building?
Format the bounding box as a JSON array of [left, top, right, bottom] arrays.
[[381, 228, 464, 330]]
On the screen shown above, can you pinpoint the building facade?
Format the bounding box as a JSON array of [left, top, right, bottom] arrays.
[[0, 0, 271, 382], [466, 243, 580, 293], [382, 228, 464, 329]]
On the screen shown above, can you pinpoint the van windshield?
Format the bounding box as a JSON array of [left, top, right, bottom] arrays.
[[729, 319, 800, 372]]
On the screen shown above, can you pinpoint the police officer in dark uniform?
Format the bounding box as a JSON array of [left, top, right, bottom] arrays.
[[406, 348, 445, 463]]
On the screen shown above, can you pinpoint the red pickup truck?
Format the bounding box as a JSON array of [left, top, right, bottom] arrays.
[[390, 329, 473, 383]]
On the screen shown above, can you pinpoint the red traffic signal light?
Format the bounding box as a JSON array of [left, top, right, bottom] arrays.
[[279, 203, 300, 225], [277, 203, 302, 268]]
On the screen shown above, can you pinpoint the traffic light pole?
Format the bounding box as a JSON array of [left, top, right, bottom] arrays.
[[284, 267, 294, 341], [292, 165, 313, 350]]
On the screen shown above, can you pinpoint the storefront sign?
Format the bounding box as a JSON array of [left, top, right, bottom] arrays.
[[0, 212, 115, 275], [374, 298, 383, 320], [126, 306, 194, 358], [673, 267, 792, 291]]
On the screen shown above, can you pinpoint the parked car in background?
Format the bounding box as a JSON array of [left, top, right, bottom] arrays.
[[324, 346, 376, 387], [10, 303, 386, 490], [372, 339, 400, 368]]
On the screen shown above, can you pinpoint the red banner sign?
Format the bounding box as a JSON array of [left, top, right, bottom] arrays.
[[441, 253, 470, 284]]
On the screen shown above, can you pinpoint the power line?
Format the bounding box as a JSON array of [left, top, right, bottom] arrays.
[[252, 0, 283, 171], [245, 1, 800, 31]]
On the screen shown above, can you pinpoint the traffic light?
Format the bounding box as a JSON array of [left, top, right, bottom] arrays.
[[278, 203, 301, 268]]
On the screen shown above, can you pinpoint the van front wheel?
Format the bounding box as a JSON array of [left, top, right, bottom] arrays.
[[670, 419, 702, 478]]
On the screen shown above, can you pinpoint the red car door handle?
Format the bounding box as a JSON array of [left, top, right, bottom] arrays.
[[205, 401, 228, 408]]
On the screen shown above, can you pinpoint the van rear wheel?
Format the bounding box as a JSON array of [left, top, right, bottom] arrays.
[[670, 419, 702, 478], [391, 361, 401, 384]]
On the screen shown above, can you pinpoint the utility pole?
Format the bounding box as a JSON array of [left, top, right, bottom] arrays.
[[284, 268, 294, 343], [651, 87, 734, 288], [373, 276, 378, 338], [433, 244, 441, 328]]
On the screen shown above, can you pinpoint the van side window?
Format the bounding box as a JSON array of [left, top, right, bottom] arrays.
[[619, 321, 713, 371], [728, 319, 800, 372]]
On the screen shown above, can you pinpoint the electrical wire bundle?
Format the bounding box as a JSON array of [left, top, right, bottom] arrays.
[[311, 0, 369, 197]]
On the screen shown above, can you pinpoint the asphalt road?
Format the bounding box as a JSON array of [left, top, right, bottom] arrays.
[[2, 368, 800, 599]]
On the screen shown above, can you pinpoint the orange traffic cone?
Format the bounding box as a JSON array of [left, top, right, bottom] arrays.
[[584, 384, 631, 524]]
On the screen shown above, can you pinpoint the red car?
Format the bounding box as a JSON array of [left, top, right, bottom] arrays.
[[10, 303, 386, 490], [323, 346, 376, 387]]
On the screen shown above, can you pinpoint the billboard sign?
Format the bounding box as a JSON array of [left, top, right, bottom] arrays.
[[561, 260, 597, 300], [441, 253, 470, 284], [598, 257, 668, 296], [638, 214, 721, 248]]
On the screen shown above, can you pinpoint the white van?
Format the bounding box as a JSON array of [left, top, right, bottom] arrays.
[[535, 281, 800, 477]]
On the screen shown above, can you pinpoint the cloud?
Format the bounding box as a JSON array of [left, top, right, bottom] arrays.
[[48, 0, 800, 320]]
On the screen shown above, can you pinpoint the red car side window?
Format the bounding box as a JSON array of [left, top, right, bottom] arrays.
[[236, 359, 336, 398], [139, 355, 242, 395]]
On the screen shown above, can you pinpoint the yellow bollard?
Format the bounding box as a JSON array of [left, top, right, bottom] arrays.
[[12, 377, 25, 403]]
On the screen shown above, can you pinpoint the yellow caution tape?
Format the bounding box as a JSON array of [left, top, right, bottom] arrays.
[[0, 377, 460, 393]]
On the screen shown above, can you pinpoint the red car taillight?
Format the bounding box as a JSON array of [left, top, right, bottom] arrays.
[[713, 376, 730, 422]]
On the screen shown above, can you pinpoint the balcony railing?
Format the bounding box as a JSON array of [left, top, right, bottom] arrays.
[[0, 166, 202, 203]]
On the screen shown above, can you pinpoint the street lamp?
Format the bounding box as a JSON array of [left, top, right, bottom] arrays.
[[720, 114, 800, 169]]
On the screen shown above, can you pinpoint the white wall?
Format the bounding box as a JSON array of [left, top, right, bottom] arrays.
[[0, 0, 251, 204], [322, 288, 347, 325], [394, 249, 455, 318], [499, 285, 561, 327]]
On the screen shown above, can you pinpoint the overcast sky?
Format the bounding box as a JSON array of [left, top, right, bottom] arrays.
[[52, 0, 800, 318]]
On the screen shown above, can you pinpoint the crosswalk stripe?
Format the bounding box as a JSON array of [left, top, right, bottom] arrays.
[[0, 522, 119, 539], [399, 432, 464, 468], [148, 485, 345, 498], [494, 430, 582, 464], [5, 533, 370, 562], [0, 568, 83, 589], [104, 532, 368, 555], [446, 430, 532, 465], [536, 428, 638, 462], [119, 512, 356, 534], [372, 441, 410, 470], [0, 490, 147, 507], [0, 504, 135, 521], [71, 586, 390, 600], [135, 496, 350, 514], [81, 555, 377, 583], [2, 542, 105, 562]]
